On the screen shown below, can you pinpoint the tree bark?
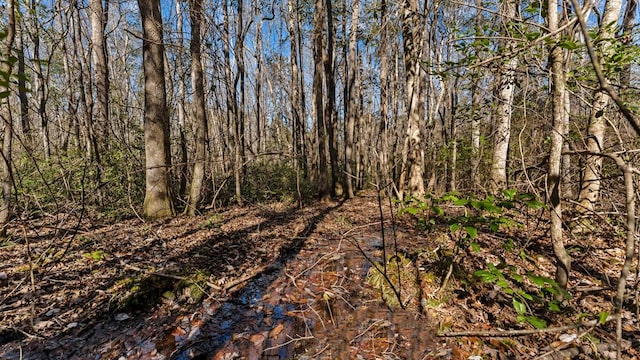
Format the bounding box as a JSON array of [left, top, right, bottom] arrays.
[[575, 0, 623, 229], [344, 0, 360, 199], [324, 0, 339, 198], [470, 0, 484, 189], [138, 0, 174, 218], [378, 0, 390, 190], [547, 0, 571, 295], [398, 0, 425, 200], [489, 0, 518, 193], [313, 0, 329, 200], [235, 0, 247, 202], [0, 0, 16, 237], [186, 0, 208, 216], [89, 0, 107, 200]]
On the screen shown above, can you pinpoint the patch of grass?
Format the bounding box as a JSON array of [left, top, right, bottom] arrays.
[[366, 254, 419, 309]]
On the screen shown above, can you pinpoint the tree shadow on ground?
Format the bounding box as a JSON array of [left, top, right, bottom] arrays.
[[0, 200, 343, 359]]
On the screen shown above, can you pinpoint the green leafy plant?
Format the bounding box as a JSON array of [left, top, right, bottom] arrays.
[[400, 190, 560, 329], [474, 262, 568, 329]]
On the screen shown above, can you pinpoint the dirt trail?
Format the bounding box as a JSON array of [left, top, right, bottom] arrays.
[[0, 194, 438, 359]]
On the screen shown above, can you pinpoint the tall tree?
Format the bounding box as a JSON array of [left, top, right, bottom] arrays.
[[186, 0, 208, 215], [313, 0, 329, 199], [0, 0, 16, 237], [470, 0, 484, 189], [377, 0, 390, 190], [89, 0, 107, 201], [398, 0, 425, 200], [138, 0, 174, 218], [89, 0, 109, 147], [489, 0, 518, 192], [235, 0, 247, 205], [547, 0, 571, 295], [344, 0, 360, 199], [325, 0, 339, 197], [575, 0, 623, 229]]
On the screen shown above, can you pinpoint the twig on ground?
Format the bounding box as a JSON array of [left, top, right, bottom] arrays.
[[349, 319, 391, 344], [262, 335, 314, 352], [293, 239, 343, 280], [0, 326, 43, 340]]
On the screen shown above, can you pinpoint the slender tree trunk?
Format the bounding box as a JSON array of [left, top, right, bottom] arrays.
[[575, 0, 623, 229], [71, 0, 96, 162], [255, 7, 263, 154], [286, 0, 303, 203], [0, 0, 16, 237], [344, 0, 360, 199], [378, 0, 390, 190], [236, 0, 246, 172], [398, 0, 425, 200], [313, 0, 329, 199], [138, 0, 174, 218], [29, 0, 51, 160], [89, 0, 107, 200], [470, 0, 484, 189], [16, 23, 29, 142], [324, 0, 339, 198], [186, 0, 208, 215], [547, 0, 571, 295], [619, 0, 637, 89], [175, 0, 188, 199], [490, 0, 518, 192]]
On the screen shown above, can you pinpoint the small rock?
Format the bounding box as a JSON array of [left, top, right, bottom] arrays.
[[45, 308, 61, 317], [65, 322, 78, 330], [0, 272, 7, 280], [115, 313, 131, 321], [559, 333, 577, 343]]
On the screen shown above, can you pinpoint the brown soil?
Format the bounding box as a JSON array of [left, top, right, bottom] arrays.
[[0, 193, 638, 359]]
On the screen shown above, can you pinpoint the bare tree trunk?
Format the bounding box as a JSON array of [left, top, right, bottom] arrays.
[[89, 0, 107, 200], [138, 0, 174, 218], [398, 0, 425, 200], [16, 23, 29, 142], [575, 0, 623, 229], [255, 5, 263, 154], [186, 0, 208, 215], [313, 0, 329, 200], [324, 0, 339, 198], [233, 0, 246, 205], [470, 0, 484, 189], [489, 0, 518, 192], [547, 0, 571, 295], [175, 0, 188, 199], [344, 0, 360, 199], [0, 0, 16, 237], [619, 0, 637, 89], [29, 0, 50, 160], [71, 0, 96, 162], [286, 0, 303, 203], [378, 0, 390, 190]]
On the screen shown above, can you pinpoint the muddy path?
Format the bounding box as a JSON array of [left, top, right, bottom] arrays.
[[0, 194, 439, 359]]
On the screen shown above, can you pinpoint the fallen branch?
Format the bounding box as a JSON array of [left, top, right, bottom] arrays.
[[438, 315, 619, 337], [121, 261, 223, 291]]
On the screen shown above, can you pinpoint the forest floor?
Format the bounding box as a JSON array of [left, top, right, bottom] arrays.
[[0, 192, 639, 359]]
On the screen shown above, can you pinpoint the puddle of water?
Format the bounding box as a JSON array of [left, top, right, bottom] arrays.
[[171, 233, 436, 359]]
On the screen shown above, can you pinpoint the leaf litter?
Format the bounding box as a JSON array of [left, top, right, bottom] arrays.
[[0, 193, 638, 359]]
